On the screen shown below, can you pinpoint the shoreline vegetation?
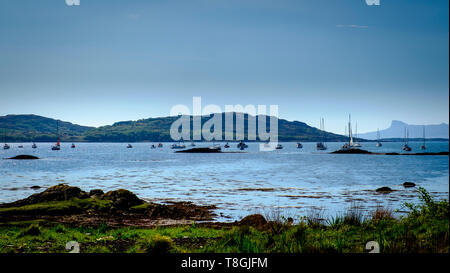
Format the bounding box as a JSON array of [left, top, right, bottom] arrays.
[[0, 184, 448, 253]]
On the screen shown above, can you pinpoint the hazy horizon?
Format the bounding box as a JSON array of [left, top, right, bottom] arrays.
[[1, 0, 448, 134]]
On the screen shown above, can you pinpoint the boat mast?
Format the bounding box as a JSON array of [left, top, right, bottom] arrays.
[[348, 114, 353, 146], [56, 121, 60, 146], [423, 126, 426, 146]]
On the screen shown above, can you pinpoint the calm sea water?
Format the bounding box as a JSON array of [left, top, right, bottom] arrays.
[[1, 141, 448, 221]]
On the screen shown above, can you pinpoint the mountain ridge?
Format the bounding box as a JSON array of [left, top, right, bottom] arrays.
[[359, 120, 449, 140]]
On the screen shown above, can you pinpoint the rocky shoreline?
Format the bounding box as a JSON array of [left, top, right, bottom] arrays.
[[0, 184, 217, 227]]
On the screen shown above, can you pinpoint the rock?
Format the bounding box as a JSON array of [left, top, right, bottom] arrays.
[[287, 217, 294, 225], [0, 184, 89, 207], [8, 155, 39, 160], [175, 147, 222, 153], [102, 189, 144, 210], [89, 189, 104, 197], [403, 182, 416, 188], [238, 214, 268, 230], [331, 149, 372, 154], [376, 187, 393, 193], [30, 186, 41, 190]]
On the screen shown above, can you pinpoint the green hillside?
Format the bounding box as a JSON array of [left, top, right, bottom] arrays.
[[1, 113, 349, 142], [0, 114, 93, 142]]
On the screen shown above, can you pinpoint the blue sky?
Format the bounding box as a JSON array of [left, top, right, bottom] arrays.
[[0, 0, 448, 134]]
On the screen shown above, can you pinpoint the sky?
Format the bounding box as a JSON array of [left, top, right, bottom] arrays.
[[0, 0, 448, 134]]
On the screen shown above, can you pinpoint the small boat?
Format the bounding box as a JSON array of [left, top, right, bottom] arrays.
[[341, 143, 350, 150], [190, 142, 196, 147], [157, 143, 163, 148], [18, 145, 24, 148], [171, 143, 186, 149], [32, 143, 37, 149], [171, 138, 186, 149], [51, 121, 61, 151], [352, 142, 362, 147], [51, 144, 60, 150], [209, 146, 221, 152], [316, 142, 327, 150], [421, 126, 426, 150], [224, 142, 230, 148], [275, 144, 283, 149], [210, 142, 221, 151], [127, 144, 133, 148], [150, 144, 156, 149], [402, 128, 412, 151], [296, 143, 303, 148], [71, 143, 76, 148], [237, 141, 248, 149]]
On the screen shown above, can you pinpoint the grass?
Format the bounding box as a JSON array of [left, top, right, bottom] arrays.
[[0, 187, 448, 253], [0, 198, 113, 216]]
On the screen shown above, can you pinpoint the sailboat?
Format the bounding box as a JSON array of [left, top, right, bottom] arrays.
[[2, 130, 10, 150], [421, 126, 426, 150], [157, 142, 163, 148], [402, 128, 412, 151], [224, 142, 230, 148], [32, 142, 37, 149], [316, 118, 327, 150], [210, 140, 221, 151], [51, 121, 61, 150], [127, 144, 133, 148], [341, 115, 356, 150], [296, 142, 303, 148], [150, 144, 156, 149], [376, 128, 382, 147], [237, 140, 248, 150], [171, 138, 186, 149], [352, 122, 362, 147], [71, 143, 76, 148]]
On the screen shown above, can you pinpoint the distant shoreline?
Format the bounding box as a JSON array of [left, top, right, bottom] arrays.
[[2, 139, 449, 143]]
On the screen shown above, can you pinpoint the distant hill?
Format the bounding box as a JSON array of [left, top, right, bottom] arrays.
[[0, 113, 349, 142], [359, 120, 449, 140], [83, 113, 348, 142], [0, 114, 93, 142]]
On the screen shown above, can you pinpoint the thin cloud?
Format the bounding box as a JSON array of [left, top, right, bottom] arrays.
[[128, 13, 141, 20], [336, 24, 369, 29]]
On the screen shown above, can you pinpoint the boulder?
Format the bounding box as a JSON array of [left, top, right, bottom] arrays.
[[403, 182, 416, 188], [376, 187, 393, 193], [102, 189, 144, 210], [1, 184, 89, 207], [238, 214, 268, 230], [89, 189, 104, 197]]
